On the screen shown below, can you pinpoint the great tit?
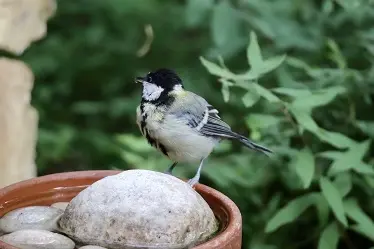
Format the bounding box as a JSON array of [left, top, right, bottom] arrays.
[[135, 68, 272, 186]]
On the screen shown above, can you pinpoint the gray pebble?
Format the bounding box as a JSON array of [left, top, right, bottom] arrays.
[[51, 202, 70, 211], [0, 206, 63, 233], [79, 246, 107, 249], [0, 229, 75, 249]]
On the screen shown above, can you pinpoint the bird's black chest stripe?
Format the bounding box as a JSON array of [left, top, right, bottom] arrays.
[[143, 128, 169, 157], [140, 103, 147, 135], [139, 101, 169, 157]]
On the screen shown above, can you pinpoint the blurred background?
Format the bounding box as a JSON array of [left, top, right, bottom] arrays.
[[3, 0, 374, 248]]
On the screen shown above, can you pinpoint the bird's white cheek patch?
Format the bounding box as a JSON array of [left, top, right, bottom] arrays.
[[142, 82, 164, 101]]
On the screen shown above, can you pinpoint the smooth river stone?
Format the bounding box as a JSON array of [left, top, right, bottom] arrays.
[[0, 229, 75, 249], [79, 246, 108, 249], [0, 206, 63, 233], [59, 169, 218, 249]]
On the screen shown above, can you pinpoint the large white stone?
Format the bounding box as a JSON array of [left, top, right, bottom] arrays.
[[0, 206, 63, 233], [59, 170, 218, 249], [0, 229, 75, 249]]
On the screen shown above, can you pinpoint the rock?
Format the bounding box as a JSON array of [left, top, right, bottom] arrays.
[[0, 206, 63, 233], [0, 58, 38, 188], [0, 0, 56, 54], [0, 229, 75, 249], [59, 169, 218, 249], [79, 246, 107, 249], [51, 202, 69, 211]]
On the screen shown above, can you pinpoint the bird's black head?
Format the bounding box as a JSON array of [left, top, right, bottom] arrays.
[[136, 68, 184, 102]]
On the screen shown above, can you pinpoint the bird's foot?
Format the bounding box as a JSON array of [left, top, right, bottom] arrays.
[[187, 177, 199, 187], [164, 169, 173, 176], [164, 162, 177, 176]]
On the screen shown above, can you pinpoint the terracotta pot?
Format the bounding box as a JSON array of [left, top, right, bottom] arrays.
[[0, 170, 242, 249]]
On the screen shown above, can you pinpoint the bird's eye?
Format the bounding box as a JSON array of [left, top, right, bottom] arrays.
[[147, 76, 152, 82]]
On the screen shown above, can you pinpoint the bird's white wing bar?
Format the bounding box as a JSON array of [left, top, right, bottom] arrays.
[[195, 108, 209, 131]]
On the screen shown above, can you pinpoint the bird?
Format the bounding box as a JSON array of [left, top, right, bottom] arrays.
[[135, 68, 272, 186]]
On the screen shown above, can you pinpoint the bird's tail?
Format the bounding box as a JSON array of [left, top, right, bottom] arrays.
[[236, 134, 273, 156]]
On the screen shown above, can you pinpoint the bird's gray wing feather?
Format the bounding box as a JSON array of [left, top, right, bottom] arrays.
[[168, 91, 272, 155], [168, 91, 233, 136]]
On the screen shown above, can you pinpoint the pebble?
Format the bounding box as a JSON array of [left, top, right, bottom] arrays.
[[79, 246, 108, 249], [51, 202, 70, 211], [0, 206, 63, 233], [0, 229, 75, 249]]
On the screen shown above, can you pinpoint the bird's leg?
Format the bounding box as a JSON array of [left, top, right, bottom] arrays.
[[164, 162, 178, 175], [187, 158, 206, 187]]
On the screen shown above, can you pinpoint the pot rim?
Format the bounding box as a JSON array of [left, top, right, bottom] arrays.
[[0, 170, 242, 249]]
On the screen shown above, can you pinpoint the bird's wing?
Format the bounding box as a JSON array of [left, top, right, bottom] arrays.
[[168, 91, 234, 137], [168, 91, 273, 155]]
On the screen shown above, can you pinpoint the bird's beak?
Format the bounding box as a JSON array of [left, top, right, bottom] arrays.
[[135, 76, 145, 84]]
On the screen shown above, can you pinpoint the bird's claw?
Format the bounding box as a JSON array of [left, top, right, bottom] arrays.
[[187, 178, 199, 187], [164, 170, 173, 175]]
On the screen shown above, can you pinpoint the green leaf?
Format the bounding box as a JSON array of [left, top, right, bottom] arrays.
[[328, 140, 371, 175], [314, 194, 331, 227], [354, 163, 374, 176], [242, 91, 260, 108], [317, 129, 353, 149], [333, 172, 352, 197], [249, 83, 281, 103], [319, 177, 348, 227], [289, 106, 319, 132], [247, 31, 263, 70], [317, 151, 342, 160], [256, 55, 287, 75], [356, 121, 374, 138], [265, 193, 317, 233], [271, 87, 312, 98], [289, 107, 351, 149], [200, 57, 258, 81], [317, 222, 340, 249], [363, 175, 374, 189], [345, 199, 374, 242], [291, 86, 345, 110], [351, 224, 374, 242], [286, 56, 314, 73], [344, 198, 374, 236], [221, 84, 230, 102], [327, 39, 346, 69], [200, 57, 236, 79], [291, 148, 315, 188], [246, 32, 285, 76], [220, 79, 233, 102]]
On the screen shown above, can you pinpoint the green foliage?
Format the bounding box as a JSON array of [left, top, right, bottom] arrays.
[[13, 0, 374, 248], [197, 2, 374, 246]]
